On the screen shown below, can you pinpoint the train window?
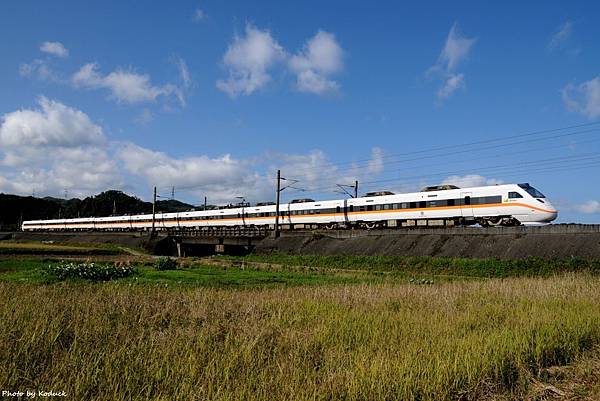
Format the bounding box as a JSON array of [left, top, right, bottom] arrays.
[[409, 202, 416, 209], [374, 205, 381, 211], [447, 199, 455, 206], [383, 204, 390, 210], [464, 196, 471, 205], [367, 205, 373, 211], [482, 196, 502, 204], [419, 201, 426, 208], [349, 205, 354, 212], [428, 201, 437, 207], [336, 206, 341, 213], [508, 192, 523, 199]]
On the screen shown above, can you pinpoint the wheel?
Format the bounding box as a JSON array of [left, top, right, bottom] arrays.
[[481, 217, 502, 227], [500, 217, 520, 227]]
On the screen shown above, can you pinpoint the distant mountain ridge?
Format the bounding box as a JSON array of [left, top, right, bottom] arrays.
[[0, 190, 198, 230]]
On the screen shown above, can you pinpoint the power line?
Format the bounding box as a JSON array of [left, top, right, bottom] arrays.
[[291, 152, 600, 194], [284, 127, 600, 182], [285, 122, 600, 175], [360, 161, 600, 193]]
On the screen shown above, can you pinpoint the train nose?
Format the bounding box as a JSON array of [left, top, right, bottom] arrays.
[[541, 201, 558, 222]]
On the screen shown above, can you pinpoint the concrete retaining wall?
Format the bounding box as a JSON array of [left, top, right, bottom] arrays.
[[255, 224, 600, 259]]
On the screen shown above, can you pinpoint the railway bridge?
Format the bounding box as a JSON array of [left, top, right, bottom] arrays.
[[162, 226, 271, 256]]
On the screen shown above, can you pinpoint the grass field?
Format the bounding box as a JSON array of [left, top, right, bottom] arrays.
[[1, 252, 599, 400], [1, 276, 599, 400], [0, 258, 399, 288], [225, 254, 600, 278], [0, 240, 124, 255]]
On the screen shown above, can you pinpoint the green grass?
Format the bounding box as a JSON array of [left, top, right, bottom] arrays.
[[0, 240, 123, 255], [1, 276, 599, 400], [224, 254, 600, 278], [0, 259, 54, 282], [0, 259, 393, 288], [126, 264, 377, 288]]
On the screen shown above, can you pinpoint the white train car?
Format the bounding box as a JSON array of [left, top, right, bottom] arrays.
[[21, 183, 557, 231]]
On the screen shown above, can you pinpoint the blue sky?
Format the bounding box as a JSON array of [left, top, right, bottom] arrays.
[[1, 1, 600, 222]]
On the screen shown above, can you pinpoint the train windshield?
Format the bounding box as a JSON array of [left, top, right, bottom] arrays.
[[518, 184, 545, 198]]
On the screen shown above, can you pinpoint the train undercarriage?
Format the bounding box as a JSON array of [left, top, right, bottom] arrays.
[[24, 216, 522, 233]]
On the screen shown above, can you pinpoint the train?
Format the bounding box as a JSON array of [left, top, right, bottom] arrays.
[[21, 183, 558, 231]]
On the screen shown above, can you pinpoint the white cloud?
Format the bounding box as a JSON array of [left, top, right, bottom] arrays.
[[72, 62, 184, 105], [575, 200, 600, 214], [0, 147, 119, 198], [562, 77, 600, 120], [437, 24, 475, 72], [266, 147, 384, 194], [0, 96, 104, 148], [19, 59, 58, 81], [429, 23, 475, 101], [116, 143, 272, 203], [40, 41, 69, 58], [442, 175, 502, 188], [193, 8, 205, 21], [216, 26, 345, 98], [176, 57, 191, 89], [548, 21, 572, 50], [0, 98, 119, 198], [289, 30, 343, 95], [437, 73, 465, 99], [0, 96, 388, 203], [216, 24, 286, 98]]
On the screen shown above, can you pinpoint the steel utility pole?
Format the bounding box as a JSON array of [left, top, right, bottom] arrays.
[[274, 170, 303, 238], [336, 180, 359, 198], [204, 196, 207, 210], [275, 170, 281, 237], [151, 186, 157, 236]]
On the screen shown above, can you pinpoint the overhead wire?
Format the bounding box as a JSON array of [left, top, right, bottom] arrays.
[[283, 127, 600, 183], [284, 121, 600, 175]]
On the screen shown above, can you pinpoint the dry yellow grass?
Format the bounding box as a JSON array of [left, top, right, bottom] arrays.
[[1, 275, 599, 400]]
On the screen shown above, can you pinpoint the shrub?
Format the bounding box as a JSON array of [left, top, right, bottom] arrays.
[[154, 257, 177, 271], [45, 262, 136, 281]]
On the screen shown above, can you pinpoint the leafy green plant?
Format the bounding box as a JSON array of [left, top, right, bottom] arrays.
[[44, 261, 135, 281], [154, 256, 178, 271]]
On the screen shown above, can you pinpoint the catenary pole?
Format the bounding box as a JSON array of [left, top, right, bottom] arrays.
[[151, 186, 156, 236], [275, 169, 281, 238]]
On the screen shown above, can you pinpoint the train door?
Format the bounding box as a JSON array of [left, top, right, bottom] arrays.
[[461, 192, 473, 218]]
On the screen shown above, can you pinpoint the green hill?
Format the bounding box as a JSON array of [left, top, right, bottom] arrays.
[[0, 191, 196, 230]]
